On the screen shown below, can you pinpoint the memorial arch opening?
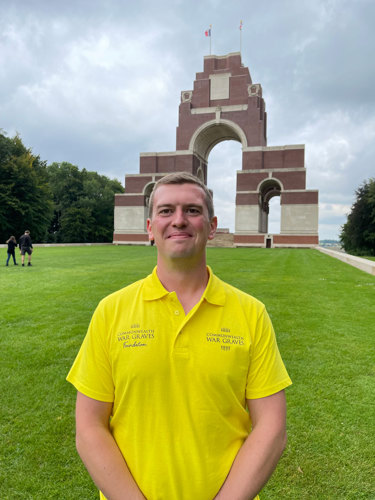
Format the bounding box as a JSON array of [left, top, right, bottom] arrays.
[[207, 140, 241, 231], [258, 179, 282, 234], [268, 196, 281, 235], [114, 52, 319, 247]]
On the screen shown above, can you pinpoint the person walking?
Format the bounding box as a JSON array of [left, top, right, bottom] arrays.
[[19, 230, 33, 266], [5, 236, 18, 266], [67, 172, 292, 500]]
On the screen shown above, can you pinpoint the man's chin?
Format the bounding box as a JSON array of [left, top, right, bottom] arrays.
[[168, 249, 195, 259], [158, 237, 207, 260], [167, 244, 199, 260]]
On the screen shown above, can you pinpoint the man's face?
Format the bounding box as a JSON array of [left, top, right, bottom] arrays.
[[147, 183, 217, 261]]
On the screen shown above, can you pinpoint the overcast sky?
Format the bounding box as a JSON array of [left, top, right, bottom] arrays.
[[1, 0, 374, 240]]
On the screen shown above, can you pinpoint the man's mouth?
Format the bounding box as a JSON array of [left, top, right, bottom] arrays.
[[167, 232, 191, 239]]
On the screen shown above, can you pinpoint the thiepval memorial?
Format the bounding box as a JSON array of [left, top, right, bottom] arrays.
[[114, 52, 319, 247]]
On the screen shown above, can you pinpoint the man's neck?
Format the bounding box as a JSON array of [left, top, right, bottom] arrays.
[[156, 258, 209, 314]]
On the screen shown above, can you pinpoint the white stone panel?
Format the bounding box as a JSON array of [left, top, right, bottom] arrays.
[[235, 205, 259, 233], [281, 204, 319, 234], [114, 206, 146, 233], [209, 73, 230, 100]]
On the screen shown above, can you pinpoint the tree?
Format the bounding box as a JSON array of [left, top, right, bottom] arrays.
[[81, 169, 124, 242], [45, 162, 85, 239], [340, 178, 375, 256], [46, 162, 124, 243], [0, 131, 124, 244], [0, 132, 53, 242]]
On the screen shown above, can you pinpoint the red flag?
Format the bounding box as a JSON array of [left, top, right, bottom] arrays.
[[205, 28, 211, 37]]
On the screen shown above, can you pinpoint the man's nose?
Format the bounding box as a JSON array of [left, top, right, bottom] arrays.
[[172, 208, 187, 226]]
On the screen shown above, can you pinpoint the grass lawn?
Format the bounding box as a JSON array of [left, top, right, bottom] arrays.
[[1, 246, 374, 499]]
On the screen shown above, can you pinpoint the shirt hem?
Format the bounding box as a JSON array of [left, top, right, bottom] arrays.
[[246, 377, 292, 400], [66, 375, 114, 403]]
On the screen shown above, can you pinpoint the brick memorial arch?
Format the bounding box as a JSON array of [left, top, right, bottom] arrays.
[[113, 52, 319, 247]]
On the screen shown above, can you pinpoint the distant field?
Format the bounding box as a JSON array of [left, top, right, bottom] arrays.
[[1, 246, 374, 499]]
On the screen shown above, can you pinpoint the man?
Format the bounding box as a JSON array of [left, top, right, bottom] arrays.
[[19, 230, 33, 266], [67, 172, 292, 500]]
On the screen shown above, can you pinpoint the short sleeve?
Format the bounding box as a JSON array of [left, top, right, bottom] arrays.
[[66, 302, 114, 402], [246, 306, 292, 399]]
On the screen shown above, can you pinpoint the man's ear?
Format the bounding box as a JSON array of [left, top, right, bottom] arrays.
[[208, 216, 218, 240], [146, 218, 154, 241]]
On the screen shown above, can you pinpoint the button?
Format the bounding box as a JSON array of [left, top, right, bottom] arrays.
[[174, 310, 180, 315]]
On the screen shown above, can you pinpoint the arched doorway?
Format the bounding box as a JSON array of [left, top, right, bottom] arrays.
[[258, 179, 282, 234], [268, 197, 281, 235], [189, 118, 245, 237], [207, 140, 242, 231]]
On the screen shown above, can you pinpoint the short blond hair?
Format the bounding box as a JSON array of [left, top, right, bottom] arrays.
[[148, 173, 214, 219]]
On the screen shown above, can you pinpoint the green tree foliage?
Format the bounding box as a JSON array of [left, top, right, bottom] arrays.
[[1, 132, 124, 243], [340, 178, 375, 256], [0, 132, 53, 242], [46, 162, 124, 243]]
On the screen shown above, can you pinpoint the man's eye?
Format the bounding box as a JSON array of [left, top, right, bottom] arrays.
[[159, 208, 172, 215], [187, 208, 200, 214]]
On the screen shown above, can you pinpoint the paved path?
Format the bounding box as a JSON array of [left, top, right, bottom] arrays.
[[316, 246, 375, 276]]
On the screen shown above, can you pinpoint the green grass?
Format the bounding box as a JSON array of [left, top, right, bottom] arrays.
[[1, 246, 374, 499]]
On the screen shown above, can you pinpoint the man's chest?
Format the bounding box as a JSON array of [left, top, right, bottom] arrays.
[[108, 301, 252, 397]]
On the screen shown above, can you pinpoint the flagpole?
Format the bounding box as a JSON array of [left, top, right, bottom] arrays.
[[205, 25, 212, 55], [239, 20, 243, 54]]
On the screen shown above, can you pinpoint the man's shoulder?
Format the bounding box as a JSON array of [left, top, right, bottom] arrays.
[[98, 275, 149, 308], [19, 234, 30, 244]]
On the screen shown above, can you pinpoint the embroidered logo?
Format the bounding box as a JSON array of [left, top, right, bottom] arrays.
[[206, 327, 244, 351], [117, 323, 155, 348]]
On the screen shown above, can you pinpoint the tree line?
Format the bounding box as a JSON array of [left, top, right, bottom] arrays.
[[340, 178, 375, 256], [0, 132, 124, 243]]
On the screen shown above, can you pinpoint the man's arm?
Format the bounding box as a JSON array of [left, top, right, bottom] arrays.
[[75, 391, 146, 500], [214, 390, 287, 500]]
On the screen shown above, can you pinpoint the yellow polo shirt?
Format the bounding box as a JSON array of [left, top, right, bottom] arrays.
[[67, 266, 291, 500]]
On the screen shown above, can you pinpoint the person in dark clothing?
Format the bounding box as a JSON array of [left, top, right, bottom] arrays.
[[5, 236, 18, 266], [19, 230, 33, 266]]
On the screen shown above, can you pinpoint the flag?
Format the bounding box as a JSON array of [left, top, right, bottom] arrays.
[[205, 25, 212, 37], [239, 20, 243, 30]]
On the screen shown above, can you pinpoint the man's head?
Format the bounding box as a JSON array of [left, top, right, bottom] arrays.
[[25, 230, 30, 235], [146, 173, 217, 262], [148, 173, 214, 220]]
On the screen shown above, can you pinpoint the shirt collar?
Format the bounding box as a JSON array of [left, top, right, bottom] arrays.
[[203, 266, 226, 306], [142, 265, 226, 306], [142, 267, 169, 301]]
